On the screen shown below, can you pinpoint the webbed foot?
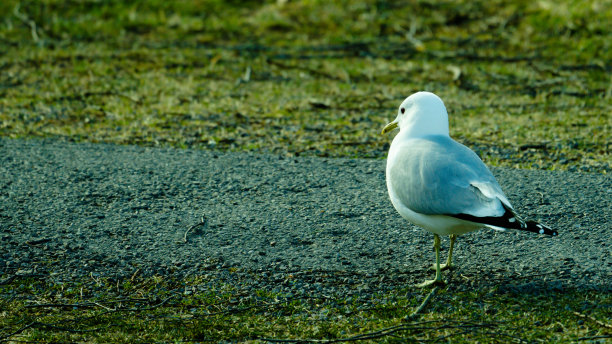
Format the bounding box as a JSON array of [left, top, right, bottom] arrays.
[[415, 278, 446, 288]]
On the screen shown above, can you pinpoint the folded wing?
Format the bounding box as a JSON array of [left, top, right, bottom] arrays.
[[388, 136, 510, 218]]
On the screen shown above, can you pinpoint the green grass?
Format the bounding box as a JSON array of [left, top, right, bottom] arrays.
[[0, 0, 611, 342], [0, 0, 610, 172], [1, 275, 610, 343]]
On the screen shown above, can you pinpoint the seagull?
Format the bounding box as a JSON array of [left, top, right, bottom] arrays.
[[381, 91, 558, 287]]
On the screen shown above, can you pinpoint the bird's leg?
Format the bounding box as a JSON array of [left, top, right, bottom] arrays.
[[430, 234, 456, 271], [442, 234, 456, 270], [417, 234, 445, 288]]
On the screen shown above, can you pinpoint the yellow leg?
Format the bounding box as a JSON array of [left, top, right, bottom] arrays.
[[443, 234, 456, 269], [430, 234, 456, 271], [417, 234, 446, 288]]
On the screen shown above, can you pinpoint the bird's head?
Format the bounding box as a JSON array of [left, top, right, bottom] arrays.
[[381, 91, 450, 137]]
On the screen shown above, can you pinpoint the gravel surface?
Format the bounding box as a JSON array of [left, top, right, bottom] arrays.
[[1, 138, 610, 295]]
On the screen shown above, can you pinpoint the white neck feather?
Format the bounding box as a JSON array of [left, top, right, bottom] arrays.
[[398, 97, 449, 138]]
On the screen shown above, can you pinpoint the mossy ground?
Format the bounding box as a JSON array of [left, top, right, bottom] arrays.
[[0, 0, 610, 342], [0, 0, 609, 172], [1, 275, 610, 343]]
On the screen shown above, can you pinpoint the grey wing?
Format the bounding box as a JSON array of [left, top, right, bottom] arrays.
[[388, 136, 510, 217]]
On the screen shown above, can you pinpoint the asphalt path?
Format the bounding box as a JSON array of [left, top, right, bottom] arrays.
[[1, 138, 609, 295]]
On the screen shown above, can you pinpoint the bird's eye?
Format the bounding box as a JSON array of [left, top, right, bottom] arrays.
[[400, 108, 405, 114]]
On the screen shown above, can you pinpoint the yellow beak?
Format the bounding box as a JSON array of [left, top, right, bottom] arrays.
[[381, 121, 398, 135]]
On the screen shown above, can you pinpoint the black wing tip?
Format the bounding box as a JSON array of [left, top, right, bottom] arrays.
[[525, 221, 558, 236], [450, 211, 558, 237]]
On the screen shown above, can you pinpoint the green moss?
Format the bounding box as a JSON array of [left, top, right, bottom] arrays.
[[0, 0, 610, 172], [1, 275, 610, 342]]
